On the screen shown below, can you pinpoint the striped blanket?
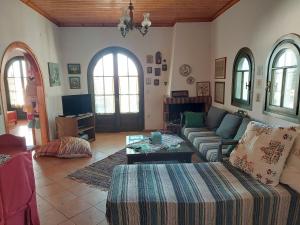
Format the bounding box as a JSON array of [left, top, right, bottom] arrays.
[[106, 162, 300, 225]]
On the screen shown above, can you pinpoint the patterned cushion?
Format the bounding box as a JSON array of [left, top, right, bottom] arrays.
[[280, 127, 300, 193], [230, 121, 297, 186], [205, 106, 227, 130], [188, 131, 216, 143], [34, 137, 92, 158], [216, 114, 242, 139], [0, 154, 11, 165]]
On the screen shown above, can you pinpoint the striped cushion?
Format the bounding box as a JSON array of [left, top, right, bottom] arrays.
[[182, 127, 209, 138], [107, 162, 300, 225], [193, 136, 221, 149], [188, 131, 216, 143], [198, 142, 230, 162]]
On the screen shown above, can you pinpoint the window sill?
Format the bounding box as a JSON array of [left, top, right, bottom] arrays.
[[263, 110, 300, 124]]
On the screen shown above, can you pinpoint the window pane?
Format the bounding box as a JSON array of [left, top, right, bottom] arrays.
[[119, 77, 129, 94], [117, 54, 128, 76], [93, 59, 104, 76], [242, 72, 249, 101], [7, 66, 14, 77], [270, 69, 283, 106], [275, 49, 298, 68], [93, 77, 104, 95], [237, 58, 250, 71], [283, 68, 298, 109], [104, 77, 114, 95], [130, 95, 139, 113], [128, 58, 138, 76], [129, 77, 139, 94], [104, 96, 115, 113], [21, 60, 27, 77], [234, 72, 242, 99], [13, 61, 21, 77], [95, 96, 105, 114], [120, 95, 129, 113], [103, 54, 114, 76]]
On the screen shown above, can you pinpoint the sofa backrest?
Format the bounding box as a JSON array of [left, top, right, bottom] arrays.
[[216, 114, 243, 139], [205, 106, 227, 130]]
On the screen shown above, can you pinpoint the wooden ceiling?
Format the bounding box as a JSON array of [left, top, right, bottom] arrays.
[[21, 0, 239, 27]]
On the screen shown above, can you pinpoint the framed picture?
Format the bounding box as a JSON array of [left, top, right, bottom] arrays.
[[48, 63, 61, 87], [146, 77, 152, 85], [162, 59, 167, 71], [69, 77, 81, 89], [155, 68, 161, 76], [154, 79, 159, 86], [214, 82, 225, 104], [196, 82, 210, 96], [146, 55, 153, 64], [67, 64, 81, 74], [171, 90, 189, 98], [147, 67, 152, 74], [155, 51, 162, 64], [215, 57, 226, 79]]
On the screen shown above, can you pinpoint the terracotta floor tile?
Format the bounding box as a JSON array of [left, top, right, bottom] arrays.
[[39, 208, 68, 225], [94, 200, 107, 213], [37, 183, 67, 198], [77, 189, 108, 206], [55, 197, 92, 218], [67, 183, 95, 197], [43, 190, 77, 208], [70, 207, 106, 225], [58, 220, 76, 225], [36, 194, 54, 216]]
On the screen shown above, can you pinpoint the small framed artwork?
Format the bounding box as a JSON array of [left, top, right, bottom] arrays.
[[215, 57, 226, 79], [146, 77, 152, 85], [147, 67, 152, 74], [155, 51, 162, 64], [48, 62, 61, 87], [154, 79, 159, 86], [67, 64, 81, 74], [69, 77, 81, 89], [196, 82, 210, 96], [155, 68, 161, 76], [146, 55, 153, 64], [162, 59, 167, 71], [171, 90, 189, 98], [214, 82, 225, 104]]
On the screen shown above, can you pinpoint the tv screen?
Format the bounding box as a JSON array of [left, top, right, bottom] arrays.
[[62, 94, 92, 116]]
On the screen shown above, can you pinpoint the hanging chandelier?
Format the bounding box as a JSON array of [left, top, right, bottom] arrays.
[[117, 0, 152, 38]]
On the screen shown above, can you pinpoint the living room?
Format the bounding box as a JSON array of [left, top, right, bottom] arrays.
[[0, 0, 300, 225]]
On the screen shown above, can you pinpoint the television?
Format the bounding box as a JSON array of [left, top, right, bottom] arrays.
[[62, 94, 92, 116]]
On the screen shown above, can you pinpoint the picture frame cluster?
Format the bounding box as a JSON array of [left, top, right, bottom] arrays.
[[67, 63, 81, 89], [145, 51, 168, 86]]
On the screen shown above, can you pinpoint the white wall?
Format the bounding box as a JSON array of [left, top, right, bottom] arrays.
[[59, 24, 212, 130], [169, 23, 211, 96], [0, 0, 63, 138], [211, 0, 300, 126]]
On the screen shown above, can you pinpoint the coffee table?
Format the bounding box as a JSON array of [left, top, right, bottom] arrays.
[[126, 135, 194, 164]]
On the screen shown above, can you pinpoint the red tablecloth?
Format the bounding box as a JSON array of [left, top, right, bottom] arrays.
[[0, 152, 40, 225]]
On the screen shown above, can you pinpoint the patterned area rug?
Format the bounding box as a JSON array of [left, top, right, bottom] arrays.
[[67, 149, 126, 191]]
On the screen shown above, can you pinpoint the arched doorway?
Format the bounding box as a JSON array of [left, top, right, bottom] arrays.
[[88, 47, 144, 132], [0, 42, 49, 145]]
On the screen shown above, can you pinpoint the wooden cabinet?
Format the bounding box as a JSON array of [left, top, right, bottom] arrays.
[[55, 113, 95, 142]]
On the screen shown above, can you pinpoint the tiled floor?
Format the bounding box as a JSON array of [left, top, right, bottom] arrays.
[[34, 132, 145, 225], [34, 131, 200, 225]]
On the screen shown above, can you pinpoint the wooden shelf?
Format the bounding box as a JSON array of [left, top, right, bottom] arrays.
[[56, 114, 95, 142]]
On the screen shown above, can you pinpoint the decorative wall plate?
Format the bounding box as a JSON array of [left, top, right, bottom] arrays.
[[186, 76, 195, 85], [179, 64, 192, 77]]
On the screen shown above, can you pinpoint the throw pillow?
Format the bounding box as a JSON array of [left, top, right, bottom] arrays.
[[280, 127, 300, 193], [34, 137, 92, 158], [216, 114, 242, 139], [205, 106, 227, 130], [229, 121, 297, 186], [184, 112, 205, 128]]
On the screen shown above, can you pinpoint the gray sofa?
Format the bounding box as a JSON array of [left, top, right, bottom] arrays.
[[181, 106, 252, 162]]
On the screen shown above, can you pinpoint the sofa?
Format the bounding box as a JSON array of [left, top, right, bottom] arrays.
[[181, 106, 252, 162]]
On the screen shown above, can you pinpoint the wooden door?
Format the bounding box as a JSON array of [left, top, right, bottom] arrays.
[[88, 47, 144, 132]]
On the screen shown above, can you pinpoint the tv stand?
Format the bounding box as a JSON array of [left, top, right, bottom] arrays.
[[55, 113, 95, 142]]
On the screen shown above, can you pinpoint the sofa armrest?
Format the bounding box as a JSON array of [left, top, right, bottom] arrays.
[[217, 139, 239, 162]]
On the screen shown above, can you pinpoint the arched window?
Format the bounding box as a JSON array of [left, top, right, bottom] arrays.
[[88, 47, 144, 132], [5, 56, 27, 108], [231, 48, 254, 109], [265, 34, 300, 122]]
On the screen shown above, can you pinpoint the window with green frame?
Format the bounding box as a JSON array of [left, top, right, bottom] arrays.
[[265, 34, 300, 123], [231, 48, 254, 109]]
